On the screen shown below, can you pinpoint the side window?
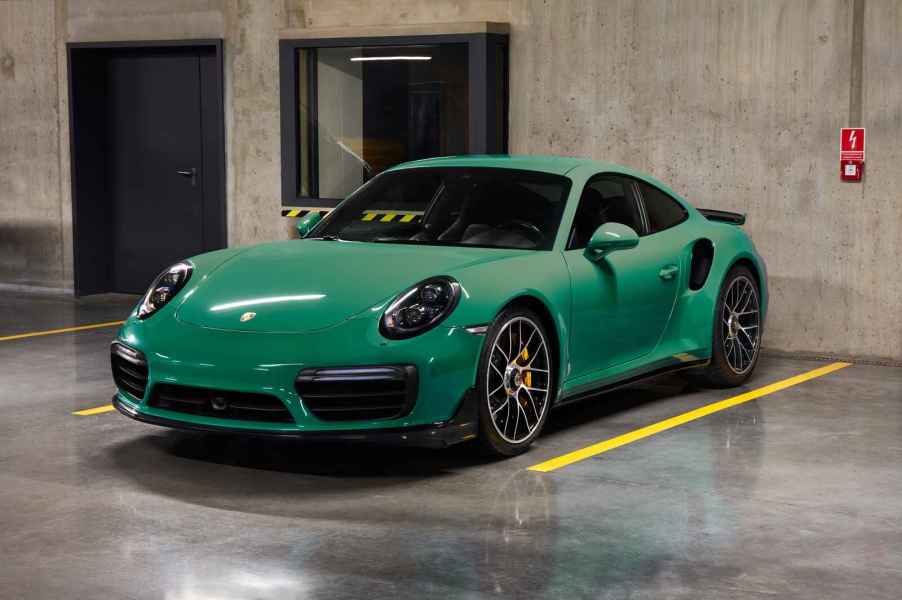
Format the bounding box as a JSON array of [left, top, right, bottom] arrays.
[[639, 182, 688, 234], [567, 176, 644, 250]]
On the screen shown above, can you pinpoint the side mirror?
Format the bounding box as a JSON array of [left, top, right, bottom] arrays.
[[296, 211, 323, 238], [585, 222, 639, 261]]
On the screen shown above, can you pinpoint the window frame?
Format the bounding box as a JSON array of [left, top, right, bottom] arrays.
[[279, 33, 509, 207], [565, 173, 648, 250], [633, 179, 689, 236]]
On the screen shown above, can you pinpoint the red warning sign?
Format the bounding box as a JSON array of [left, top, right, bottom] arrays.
[[840, 128, 865, 161]]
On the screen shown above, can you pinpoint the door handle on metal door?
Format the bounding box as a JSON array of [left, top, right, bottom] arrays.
[[659, 265, 679, 280], [176, 167, 197, 187]]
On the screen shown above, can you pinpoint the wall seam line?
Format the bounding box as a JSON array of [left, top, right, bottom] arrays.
[[848, 0, 865, 126]]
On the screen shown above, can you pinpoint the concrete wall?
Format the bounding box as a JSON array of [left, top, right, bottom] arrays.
[[859, 0, 902, 363], [0, 0, 900, 362], [507, 0, 901, 363], [0, 0, 67, 290]]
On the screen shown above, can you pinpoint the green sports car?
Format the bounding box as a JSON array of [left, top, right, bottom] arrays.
[[112, 155, 767, 456]]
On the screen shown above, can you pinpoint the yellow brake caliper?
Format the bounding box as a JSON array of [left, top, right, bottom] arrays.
[[519, 347, 532, 388]]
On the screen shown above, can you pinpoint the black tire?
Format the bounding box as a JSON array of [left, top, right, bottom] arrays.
[[694, 265, 762, 388], [476, 307, 555, 457]]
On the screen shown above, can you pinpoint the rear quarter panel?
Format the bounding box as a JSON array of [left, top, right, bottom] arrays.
[[658, 215, 768, 360]]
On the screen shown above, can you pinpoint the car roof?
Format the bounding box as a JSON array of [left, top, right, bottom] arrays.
[[388, 154, 647, 178]]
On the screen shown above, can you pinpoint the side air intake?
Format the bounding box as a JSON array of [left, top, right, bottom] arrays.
[[690, 239, 715, 291]]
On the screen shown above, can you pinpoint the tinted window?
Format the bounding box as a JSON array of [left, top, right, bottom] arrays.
[[567, 176, 644, 249], [314, 167, 570, 250], [640, 182, 687, 233]]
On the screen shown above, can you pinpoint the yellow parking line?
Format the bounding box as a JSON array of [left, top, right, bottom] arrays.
[[73, 404, 116, 416], [529, 361, 852, 473], [0, 320, 124, 342]]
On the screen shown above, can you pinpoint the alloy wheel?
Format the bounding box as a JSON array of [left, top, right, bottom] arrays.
[[722, 275, 760, 374], [486, 317, 551, 444]]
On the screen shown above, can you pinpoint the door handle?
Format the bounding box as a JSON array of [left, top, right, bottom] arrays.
[[659, 265, 679, 280], [176, 167, 197, 187]]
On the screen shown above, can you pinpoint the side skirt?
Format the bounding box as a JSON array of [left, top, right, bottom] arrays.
[[553, 358, 709, 409]]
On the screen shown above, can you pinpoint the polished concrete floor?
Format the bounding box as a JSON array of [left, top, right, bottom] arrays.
[[1, 290, 901, 599]]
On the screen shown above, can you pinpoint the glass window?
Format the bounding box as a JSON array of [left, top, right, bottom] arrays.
[[639, 182, 687, 234], [313, 167, 571, 250], [567, 176, 644, 249], [298, 45, 469, 200]]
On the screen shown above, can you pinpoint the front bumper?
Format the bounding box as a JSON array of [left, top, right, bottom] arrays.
[[113, 390, 478, 448], [112, 312, 484, 439]]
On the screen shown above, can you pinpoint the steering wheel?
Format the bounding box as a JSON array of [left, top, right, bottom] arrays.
[[498, 219, 544, 245]]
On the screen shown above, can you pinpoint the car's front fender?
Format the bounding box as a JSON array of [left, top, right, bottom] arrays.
[[442, 251, 572, 396]]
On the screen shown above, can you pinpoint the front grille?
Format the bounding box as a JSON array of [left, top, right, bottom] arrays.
[[148, 384, 294, 423], [295, 366, 417, 422], [111, 342, 148, 400]]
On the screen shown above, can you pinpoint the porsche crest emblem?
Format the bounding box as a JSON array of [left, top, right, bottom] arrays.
[[240, 312, 256, 322]]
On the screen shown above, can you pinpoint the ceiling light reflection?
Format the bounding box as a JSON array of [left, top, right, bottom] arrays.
[[210, 295, 326, 312], [350, 56, 431, 62]]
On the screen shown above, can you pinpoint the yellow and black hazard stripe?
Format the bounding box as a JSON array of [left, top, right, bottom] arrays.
[[281, 207, 332, 218], [360, 211, 424, 223], [282, 207, 424, 224]]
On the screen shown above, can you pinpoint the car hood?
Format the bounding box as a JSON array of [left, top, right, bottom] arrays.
[[176, 240, 524, 333]]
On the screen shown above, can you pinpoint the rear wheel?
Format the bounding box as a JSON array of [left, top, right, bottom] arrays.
[[696, 266, 762, 387], [476, 308, 554, 457]]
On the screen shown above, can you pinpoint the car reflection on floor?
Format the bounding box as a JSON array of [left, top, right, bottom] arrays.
[[98, 385, 765, 599]]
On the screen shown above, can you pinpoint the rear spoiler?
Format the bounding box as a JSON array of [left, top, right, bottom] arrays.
[[698, 209, 746, 225]]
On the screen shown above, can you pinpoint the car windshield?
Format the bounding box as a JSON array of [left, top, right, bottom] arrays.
[[311, 167, 571, 250]]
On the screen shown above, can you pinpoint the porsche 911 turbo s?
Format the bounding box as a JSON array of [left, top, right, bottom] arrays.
[[111, 155, 767, 456]]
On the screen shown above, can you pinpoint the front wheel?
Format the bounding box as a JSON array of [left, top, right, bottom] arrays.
[[476, 308, 555, 457], [696, 265, 762, 387]]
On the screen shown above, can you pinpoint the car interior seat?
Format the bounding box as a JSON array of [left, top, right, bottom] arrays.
[[568, 187, 606, 249]]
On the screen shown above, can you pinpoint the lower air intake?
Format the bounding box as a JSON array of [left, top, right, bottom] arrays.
[[149, 384, 294, 423], [111, 342, 149, 401], [295, 365, 417, 422]]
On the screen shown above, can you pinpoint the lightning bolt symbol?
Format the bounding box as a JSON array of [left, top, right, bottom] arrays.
[[849, 130, 857, 150]]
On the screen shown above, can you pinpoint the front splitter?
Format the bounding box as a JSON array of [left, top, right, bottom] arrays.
[[112, 391, 478, 449]]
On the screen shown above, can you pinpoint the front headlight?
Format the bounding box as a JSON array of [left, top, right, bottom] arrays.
[[137, 261, 193, 320], [380, 276, 461, 339]]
